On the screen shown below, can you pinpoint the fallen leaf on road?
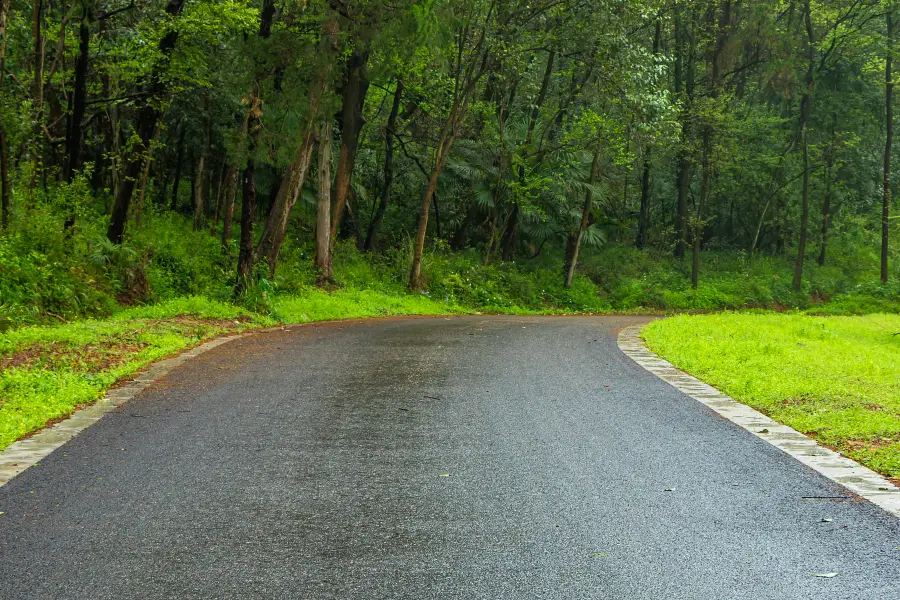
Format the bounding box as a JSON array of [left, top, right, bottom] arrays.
[[813, 573, 838, 578]]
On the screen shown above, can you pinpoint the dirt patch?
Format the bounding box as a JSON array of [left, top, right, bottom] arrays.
[[1, 340, 150, 372], [144, 315, 253, 331], [842, 439, 897, 452], [1, 316, 253, 373]]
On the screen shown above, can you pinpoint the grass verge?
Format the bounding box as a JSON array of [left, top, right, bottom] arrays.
[[642, 313, 900, 481]]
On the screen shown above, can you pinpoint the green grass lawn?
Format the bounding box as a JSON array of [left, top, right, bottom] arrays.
[[643, 313, 900, 480]]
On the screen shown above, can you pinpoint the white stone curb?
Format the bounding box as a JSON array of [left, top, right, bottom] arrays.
[[0, 334, 244, 489], [618, 323, 900, 520]]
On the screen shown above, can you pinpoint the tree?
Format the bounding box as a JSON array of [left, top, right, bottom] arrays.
[[883, 1, 894, 285]]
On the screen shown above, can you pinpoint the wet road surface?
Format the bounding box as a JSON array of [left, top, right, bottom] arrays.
[[1, 316, 898, 599]]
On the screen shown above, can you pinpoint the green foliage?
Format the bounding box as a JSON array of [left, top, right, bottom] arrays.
[[643, 313, 900, 478]]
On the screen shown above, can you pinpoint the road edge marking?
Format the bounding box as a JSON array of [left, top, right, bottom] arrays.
[[617, 323, 900, 520], [0, 334, 246, 489]]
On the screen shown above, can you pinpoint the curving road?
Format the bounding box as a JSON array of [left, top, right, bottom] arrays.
[[0, 316, 898, 599]]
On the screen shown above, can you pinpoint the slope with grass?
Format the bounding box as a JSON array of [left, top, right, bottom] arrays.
[[643, 313, 900, 480]]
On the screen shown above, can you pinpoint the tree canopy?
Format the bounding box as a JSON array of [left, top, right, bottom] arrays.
[[0, 0, 898, 315]]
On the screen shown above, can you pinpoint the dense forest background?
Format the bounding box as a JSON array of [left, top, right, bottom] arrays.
[[1, 0, 900, 327]]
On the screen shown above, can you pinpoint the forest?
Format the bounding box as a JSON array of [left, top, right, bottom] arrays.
[[1, 0, 900, 326]]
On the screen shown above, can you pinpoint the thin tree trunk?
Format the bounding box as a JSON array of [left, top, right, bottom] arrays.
[[793, 0, 815, 291], [193, 123, 210, 230], [0, 130, 8, 231], [564, 142, 602, 288], [636, 20, 660, 250], [693, 1, 730, 289], [484, 93, 508, 266], [330, 47, 370, 245], [64, 0, 90, 183], [818, 113, 836, 266], [29, 0, 45, 202], [235, 160, 256, 295], [504, 49, 556, 262], [0, 0, 11, 230], [500, 203, 518, 261], [221, 163, 240, 252], [883, 4, 894, 285], [636, 150, 652, 249], [136, 124, 161, 228], [170, 124, 185, 211], [408, 50, 483, 291], [674, 4, 694, 258], [212, 160, 226, 235], [106, 0, 187, 243], [364, 80, 403, 251], [316, 121, 334, 285], [693, 133, 710, 289]]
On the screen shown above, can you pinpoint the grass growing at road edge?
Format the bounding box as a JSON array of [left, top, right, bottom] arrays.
[[642, 313, 900, 479]]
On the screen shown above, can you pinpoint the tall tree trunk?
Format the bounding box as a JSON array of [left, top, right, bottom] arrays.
[[693, 131, 710, 289], [316, 121, 334, 285], [636, 150, 652, 249], [409, 144, 450, 290], [883, 4, 894, 285], [229, 0, 275, 273], [211, 160, 226, 235], [484, 94, 508, 266], [135, 124, 161, 228], [674, 4, 695, 259], [330, 47, 370, 245], [221, 162, 240, 252], [408, 40, 486, 292], [193, 122, 210, 230], [792, 0, 815, 291], [564, 142, 602, 288], [500, 203, 518, 261], [255, 133, 316, 272], [0, 0, 11, 230], [234, 95, 268, 290], [29, 0, 45, 202], [64, 0, 91, 183], [106, 0, 187, 243], [504, 49, 556, 262], [0, 129, 8, 231], [254, 12, 339, 274], [235, 160, 256, 295], [817, 113, 836, 266], [169, 123, 185, 211], [692, 1, 730, 289], [636, 20, 661, 250], [364, 80, 403, 251]]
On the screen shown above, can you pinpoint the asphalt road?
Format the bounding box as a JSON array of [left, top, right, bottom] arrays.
[[1, 316, 899, 599]]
